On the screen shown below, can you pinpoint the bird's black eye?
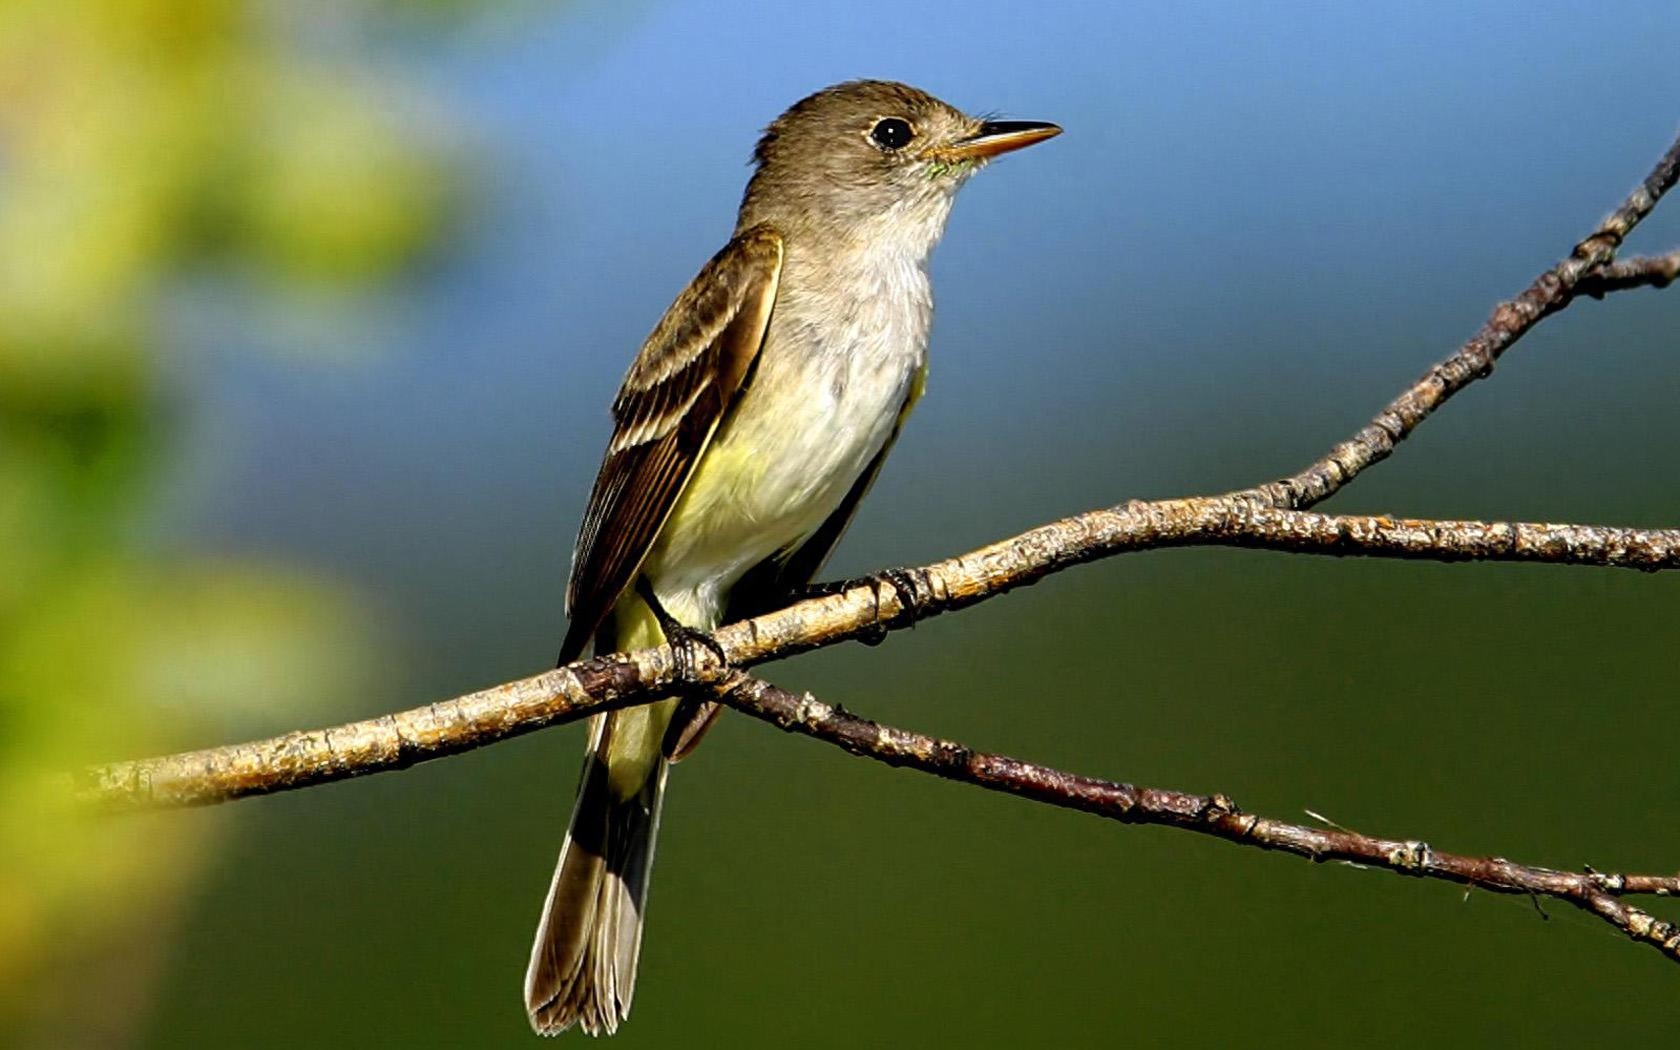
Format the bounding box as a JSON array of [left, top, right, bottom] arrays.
[[869, 117, 915, 151]]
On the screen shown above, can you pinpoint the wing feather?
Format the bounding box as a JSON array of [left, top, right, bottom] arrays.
[[558, 225, 784, 663]]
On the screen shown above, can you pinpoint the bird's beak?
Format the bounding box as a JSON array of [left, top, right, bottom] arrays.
[[944, 120, 1062, 161]]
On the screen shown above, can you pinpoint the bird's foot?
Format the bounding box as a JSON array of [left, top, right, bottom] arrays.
[[636, 578, 728, 683], [669, 621, 728, 682], [795, 566, 931, 645]]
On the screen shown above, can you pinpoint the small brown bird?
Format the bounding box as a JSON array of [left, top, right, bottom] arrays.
[[524, 80, 1059, 1036]]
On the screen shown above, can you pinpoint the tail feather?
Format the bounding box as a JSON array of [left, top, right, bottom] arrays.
[[525, 711, 670, 1036]]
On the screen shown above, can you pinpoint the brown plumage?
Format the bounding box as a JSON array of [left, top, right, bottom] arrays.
[[525, 80, 1058, 1036], [556, 227, 784, 665]]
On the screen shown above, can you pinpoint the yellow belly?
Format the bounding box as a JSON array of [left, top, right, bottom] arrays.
[[642, 358, 924, 619]]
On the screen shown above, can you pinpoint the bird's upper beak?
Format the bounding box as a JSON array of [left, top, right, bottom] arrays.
[[944, 120, 1062, 161]]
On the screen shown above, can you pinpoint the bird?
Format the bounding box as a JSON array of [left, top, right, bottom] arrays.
[[524, 79, 1059, 1036]]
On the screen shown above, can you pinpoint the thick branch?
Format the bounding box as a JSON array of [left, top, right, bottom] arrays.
[[1176, 506, 1680, 570], [75, 507, 1680, 811], [74, 649, 677, 810], [713, 672, 1680, 955]]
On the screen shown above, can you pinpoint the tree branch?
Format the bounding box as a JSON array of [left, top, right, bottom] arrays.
[[712, 671, 1680, 959], [1165, 505, 1680, 570], [1242, 136, 1680, 513], [67, 129, 1680, 977], [73, 505, 1680, 811], [1578, 250, 1680, 298]]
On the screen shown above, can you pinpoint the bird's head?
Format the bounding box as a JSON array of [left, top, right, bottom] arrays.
[[738, 80, 1059, 250]]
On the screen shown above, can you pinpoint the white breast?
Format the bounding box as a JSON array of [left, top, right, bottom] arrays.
[[643, 227, 936, 624]]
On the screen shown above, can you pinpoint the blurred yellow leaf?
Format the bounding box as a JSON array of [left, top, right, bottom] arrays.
[[0, 0, 468, 1038]]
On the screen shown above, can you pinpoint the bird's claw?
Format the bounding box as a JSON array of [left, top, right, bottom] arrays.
[[870, 567, 927, 626], [665, 621, 727, 684], [796, 565, 930, 641], [636, 577, 728, 683]]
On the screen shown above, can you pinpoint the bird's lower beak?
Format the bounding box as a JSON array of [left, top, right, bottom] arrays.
[[945, 120, 1062, 161]]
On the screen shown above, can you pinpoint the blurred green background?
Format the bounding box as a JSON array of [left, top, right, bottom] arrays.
[[5, 1, 1680, 1046]]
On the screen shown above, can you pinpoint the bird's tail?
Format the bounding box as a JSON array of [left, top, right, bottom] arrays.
[[526, 598, 675, 1036]]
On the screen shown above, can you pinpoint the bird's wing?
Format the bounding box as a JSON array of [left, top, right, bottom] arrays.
[[557, 224, 784, 664]]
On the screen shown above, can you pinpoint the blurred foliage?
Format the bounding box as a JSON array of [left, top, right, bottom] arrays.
[[0, 0, 461, 1040]]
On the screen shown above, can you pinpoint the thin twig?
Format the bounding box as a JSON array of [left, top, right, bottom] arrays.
[[1578, 251, 1680, 297], [1242, 139, 1680, 512], [712, 672, 1680, 953]]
